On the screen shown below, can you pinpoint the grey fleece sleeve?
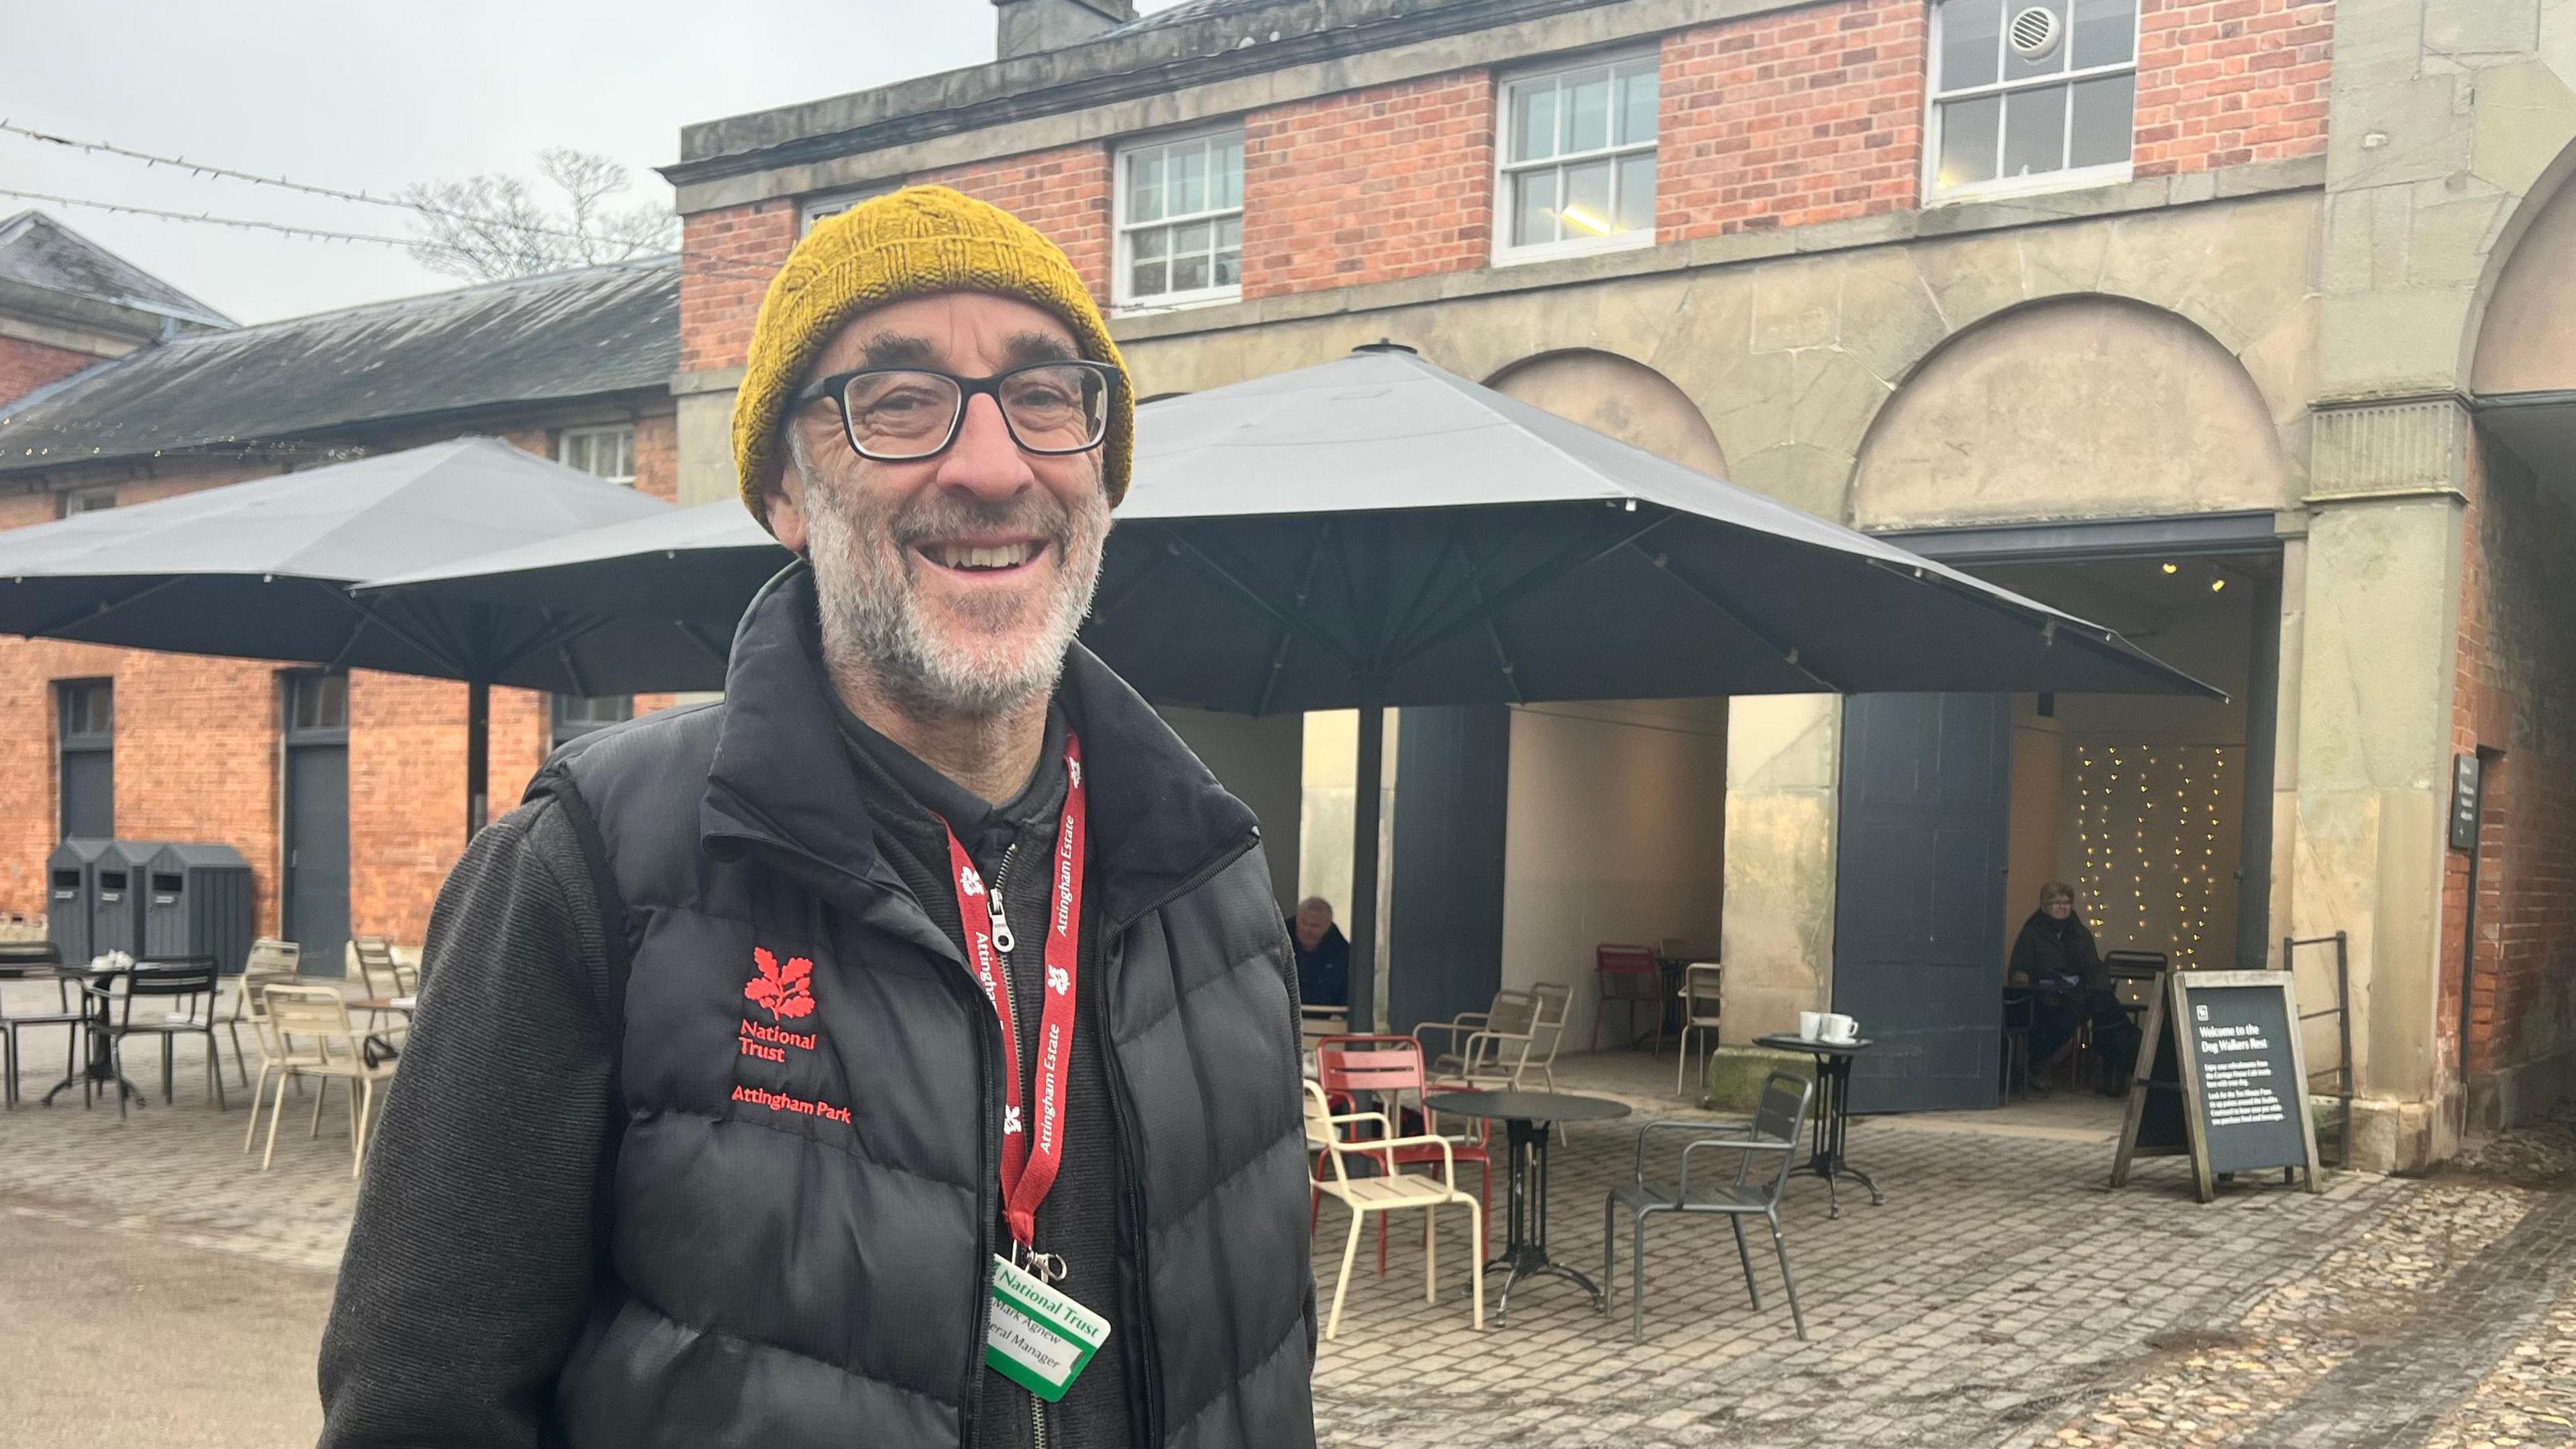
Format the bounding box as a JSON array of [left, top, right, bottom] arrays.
[[317, 798, 614, 1449]]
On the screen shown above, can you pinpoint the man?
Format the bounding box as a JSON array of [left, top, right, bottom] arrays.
[[1285, 896, 1348, 1010], [318, 188, 1318, 1449], [2006, 881, 2135, 1094]]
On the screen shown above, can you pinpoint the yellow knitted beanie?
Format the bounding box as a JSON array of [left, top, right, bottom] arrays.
[[731, 184, 1132, 529]]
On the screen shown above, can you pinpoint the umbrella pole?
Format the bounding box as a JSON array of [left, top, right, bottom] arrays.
[[466, 678, 490, 840], [1347, 698, 1385, 1034]]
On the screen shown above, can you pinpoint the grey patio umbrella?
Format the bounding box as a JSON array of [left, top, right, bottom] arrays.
[[0, 437, 674, 835], [339, 348, 2216, 1025], [356, 500, 790, 695], [1086, 343, 2220, 1024]]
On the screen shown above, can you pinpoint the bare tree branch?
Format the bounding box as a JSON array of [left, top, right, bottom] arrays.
[[401, 150, 678, 282]]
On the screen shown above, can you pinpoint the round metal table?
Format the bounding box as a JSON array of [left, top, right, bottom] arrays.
[[1752, 1033, 1885, 1218], [1424, 1089, 1631, 1320]]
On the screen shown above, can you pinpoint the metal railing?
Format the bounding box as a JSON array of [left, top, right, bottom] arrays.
[[2283, 931, 2354, 1169]]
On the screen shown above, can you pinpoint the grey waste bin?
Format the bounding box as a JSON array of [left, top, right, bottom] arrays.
[[92, 840, 164, 959], [142, 843, 255, 975], [45, 837, 111, 965]]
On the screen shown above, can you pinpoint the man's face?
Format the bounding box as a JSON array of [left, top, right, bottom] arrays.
[[2045, 899, 2074, 921], [1294, 904, 1333, 948], [768, 292, 1112, 718]]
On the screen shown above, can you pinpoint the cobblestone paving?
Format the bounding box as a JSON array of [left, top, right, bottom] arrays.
[[2, 979, 360, 1272], [1311, 1110, 2396, 1449], [10, 986, 2569, 1449], [2020, 1120, 2576, 1449]]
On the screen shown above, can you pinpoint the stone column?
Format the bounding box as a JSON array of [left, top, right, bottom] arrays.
[[1719, 694, 1843, 1042], [2291, 398, 2469, 1171]]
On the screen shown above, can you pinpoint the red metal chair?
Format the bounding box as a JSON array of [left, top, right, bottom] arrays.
[[1593, 943, 1667, 1053], [1309, 1034, 1491, 1276]]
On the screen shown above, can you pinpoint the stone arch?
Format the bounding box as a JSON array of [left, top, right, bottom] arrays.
[[1851, 296, 2297, 531], [1484, 347, 1729, 479], [2471, 156, 2576, 397]]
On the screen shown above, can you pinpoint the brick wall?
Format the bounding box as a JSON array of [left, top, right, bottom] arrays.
[[2132, 0, 2334, 176], [1242, 72, 1494, 295], [0, 335, 106, 409], [632, 411, 680, 502], [916, 144, 1116, 303], [1660, 0, 1927, 237], [2446, 428, 2576, 1121], [674, 0, 2335, 370], [680, 199, 799, 375]]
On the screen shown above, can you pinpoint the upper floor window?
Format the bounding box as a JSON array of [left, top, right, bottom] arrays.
[[1116, 129, 1243, 311], [1928, 0, 2138, 201], [60, 486, 115, 517], [560, 425, 637, 486], [551, 693, 633, 748], [1496, 54, 1659, 264], [804, 184, 896, 233]]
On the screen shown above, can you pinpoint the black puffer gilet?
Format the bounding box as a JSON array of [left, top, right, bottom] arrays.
[[541, 568, 1317, 1448]]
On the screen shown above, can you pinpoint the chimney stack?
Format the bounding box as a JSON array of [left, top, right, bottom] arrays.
[[994, 0, 1136, 59]]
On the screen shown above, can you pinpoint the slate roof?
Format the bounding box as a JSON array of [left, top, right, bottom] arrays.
[[0, 211, 233, 330], [0, 256, 678, 475]]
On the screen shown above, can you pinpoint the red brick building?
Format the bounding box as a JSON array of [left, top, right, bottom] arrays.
[[0, 230, 680, 967], [655, 0, 2575, 1165]]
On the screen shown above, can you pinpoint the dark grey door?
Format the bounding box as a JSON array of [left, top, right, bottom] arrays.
[[1833, 693, 2011, 1113], [1387, 704, 1511, 1035], [57, 680, 113, 839], [283, 674, 351, 977]]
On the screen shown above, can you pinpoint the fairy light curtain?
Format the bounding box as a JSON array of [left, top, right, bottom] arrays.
[[2071, 742, 2246, 971]]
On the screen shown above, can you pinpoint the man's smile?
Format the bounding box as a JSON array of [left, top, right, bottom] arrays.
[[915, 535, 1049, 581]]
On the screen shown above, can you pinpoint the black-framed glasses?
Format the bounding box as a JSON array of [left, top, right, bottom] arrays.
[[791, 360, 1121, 463]]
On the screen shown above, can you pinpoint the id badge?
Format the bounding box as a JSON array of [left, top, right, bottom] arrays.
[[985, 1254, 1111, 1402]]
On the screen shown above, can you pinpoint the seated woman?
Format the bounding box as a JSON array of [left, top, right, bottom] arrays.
[[2007, 882, 2127, 1095]]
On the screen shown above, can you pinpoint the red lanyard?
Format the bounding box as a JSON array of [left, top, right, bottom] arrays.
[[945, 732, 1087, 1250]]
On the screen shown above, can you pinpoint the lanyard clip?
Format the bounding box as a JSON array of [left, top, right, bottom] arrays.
[[1014, 1241, 1068, 1285]]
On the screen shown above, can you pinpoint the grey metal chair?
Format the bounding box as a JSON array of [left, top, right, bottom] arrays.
[[91, 957, 226, 1116], [1601, 1070, 1814, 1341]]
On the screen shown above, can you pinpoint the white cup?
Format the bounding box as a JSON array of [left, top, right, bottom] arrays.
[[1821, 1013, 1858, 1044], [1798, 1010, 1824, 1040]]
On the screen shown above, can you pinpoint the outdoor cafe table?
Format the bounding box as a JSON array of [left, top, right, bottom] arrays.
[[353, 996, 417, 1063], [1422, 1088, 1631, 1322], [23, 962, 146, 1110], [1752, 1033, 1886, 1219]]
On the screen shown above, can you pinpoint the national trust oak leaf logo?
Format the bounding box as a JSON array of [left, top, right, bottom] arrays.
[[745, 947, 816, 1021]]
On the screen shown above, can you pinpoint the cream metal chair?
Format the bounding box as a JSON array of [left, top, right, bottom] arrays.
[[350, 936, 415, 1048], [1413, 989, 1543, 1089], [255, 983, 398, 1177], [1524, 981, 1572, 1093], [1304, 1079, 1483, 1340], [221, 938, 301, 1089], [1674, 962, 1725, 1096]]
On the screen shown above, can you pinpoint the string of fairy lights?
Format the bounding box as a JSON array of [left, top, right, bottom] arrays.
[[2073, 743, 2241, 971]]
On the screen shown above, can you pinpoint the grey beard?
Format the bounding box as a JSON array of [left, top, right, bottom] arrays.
[[802, 474, 1108, 721]]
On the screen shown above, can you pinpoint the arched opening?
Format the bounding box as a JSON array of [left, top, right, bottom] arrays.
[[1837, 299, 2287, 1114], [1486, 348, 1730, 479], [1853, 297, 2294, 532]]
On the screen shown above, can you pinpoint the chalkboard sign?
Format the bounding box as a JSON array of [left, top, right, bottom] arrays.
[[2112, 969, 2321, 1201]]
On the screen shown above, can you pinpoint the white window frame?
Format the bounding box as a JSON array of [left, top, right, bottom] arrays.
[[559, 424, 637, 487], [1491, 50, 1662, 268], [61, 486, 115, 517], [1922, 0, 2141, 206], [802, 184, 897, 233], [1112, 125, 1246, 314]]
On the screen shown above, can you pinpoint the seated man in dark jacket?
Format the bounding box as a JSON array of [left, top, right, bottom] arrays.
[[318, 188, 1318, 1449], [2008, 881, 2137, 1093], [1287, 896, 1350, 1009]]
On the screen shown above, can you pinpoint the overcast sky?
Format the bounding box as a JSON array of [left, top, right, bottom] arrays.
[[3, 1, 1187, 325]]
